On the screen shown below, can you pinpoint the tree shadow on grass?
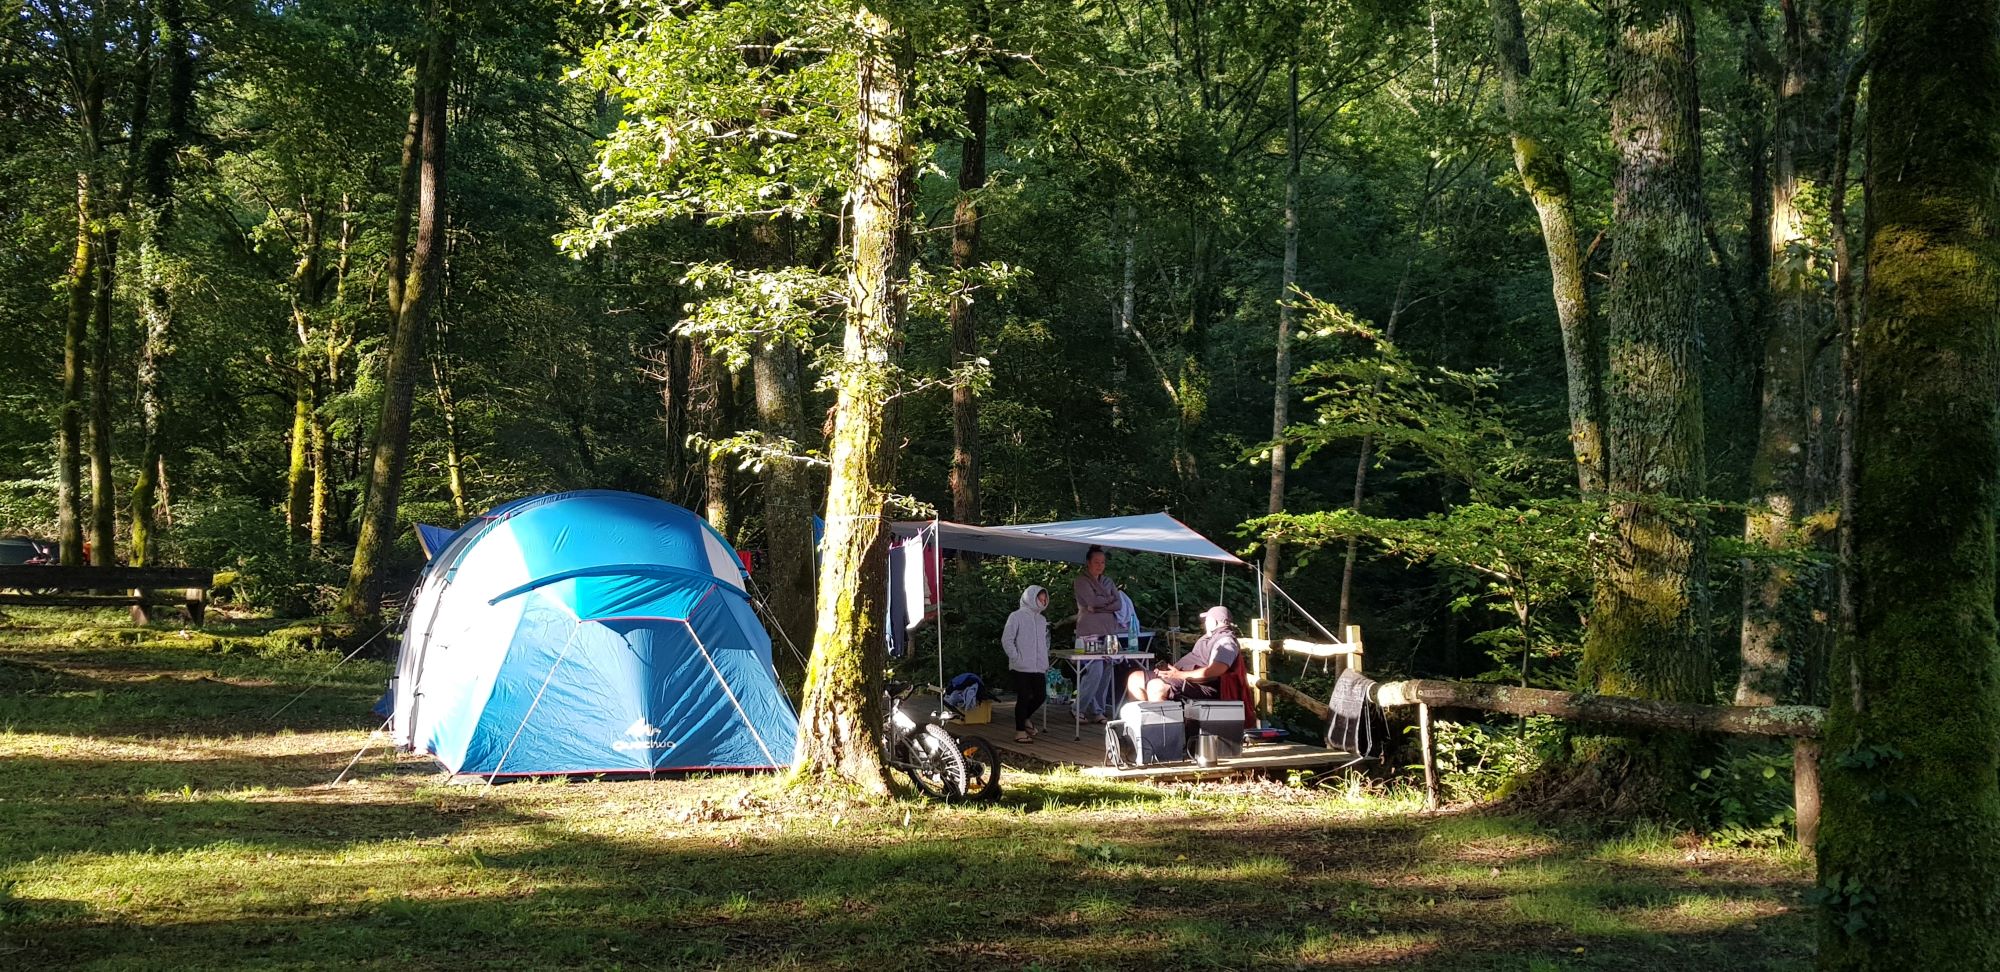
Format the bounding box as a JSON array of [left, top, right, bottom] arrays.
[[0, 793, 1814, 972], [0, 655, 383, 737]]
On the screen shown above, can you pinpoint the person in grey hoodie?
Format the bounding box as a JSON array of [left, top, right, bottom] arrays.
[[1002, 585, 1051, 743]]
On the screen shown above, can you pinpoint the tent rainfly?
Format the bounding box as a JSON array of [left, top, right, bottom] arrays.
[[392, 490, 797, 778]]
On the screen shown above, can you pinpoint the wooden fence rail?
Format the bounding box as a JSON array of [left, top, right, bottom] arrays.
[[1253, 671, 1828, 850]]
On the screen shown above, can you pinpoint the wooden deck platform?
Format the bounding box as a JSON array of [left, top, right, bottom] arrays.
[[966, 698, 1361, 782]]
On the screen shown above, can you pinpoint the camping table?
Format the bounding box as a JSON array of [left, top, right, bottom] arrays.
[[1051, 646, 1157, 739]]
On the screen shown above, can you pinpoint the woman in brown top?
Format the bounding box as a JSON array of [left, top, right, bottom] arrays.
[[1072, 546, 1122, 723], [1072, 547, 1122, 638]]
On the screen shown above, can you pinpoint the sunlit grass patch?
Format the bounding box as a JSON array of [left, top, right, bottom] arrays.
[[0, 615, 1824, 971]]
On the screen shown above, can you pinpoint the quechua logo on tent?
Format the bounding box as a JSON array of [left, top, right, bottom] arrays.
[[613, 718, 677, 751]]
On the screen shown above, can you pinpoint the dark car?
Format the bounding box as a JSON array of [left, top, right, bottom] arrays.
[[0, 536, 56, 566]]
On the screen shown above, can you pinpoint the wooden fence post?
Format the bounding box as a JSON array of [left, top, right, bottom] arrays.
[[1417, 702, 1440, 811], [1345, 624, 1364, 673], [1793, 737, 1821, 854], [1247, 619, 1271, 721]]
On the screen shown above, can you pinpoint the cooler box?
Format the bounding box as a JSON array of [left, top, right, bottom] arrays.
[[1184, 700, 1245, 760], [1104, 701, 1186, 768]]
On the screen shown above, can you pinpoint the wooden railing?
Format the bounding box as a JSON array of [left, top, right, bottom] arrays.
[[1372, 678, 1826, 848]]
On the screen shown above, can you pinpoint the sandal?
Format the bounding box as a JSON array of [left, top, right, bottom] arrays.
[[1013, 732, 1035, 744]]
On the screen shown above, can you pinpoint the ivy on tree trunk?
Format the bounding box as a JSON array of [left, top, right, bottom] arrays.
[[790, 3, 914, 794], [1819, 0, 2000, 963]]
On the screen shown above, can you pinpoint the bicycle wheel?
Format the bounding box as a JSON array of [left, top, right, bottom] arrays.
[[956, 734, 1003, 802], [901, 725, 967, 801]]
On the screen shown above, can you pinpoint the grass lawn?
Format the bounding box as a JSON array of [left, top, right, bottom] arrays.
[[0, 610, 1815, 970]]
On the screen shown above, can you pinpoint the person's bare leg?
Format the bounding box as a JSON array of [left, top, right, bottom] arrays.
[[1145, 679, 1173, 702], [1124, 670, 1147, 701]]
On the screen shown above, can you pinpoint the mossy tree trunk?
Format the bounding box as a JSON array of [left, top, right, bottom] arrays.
[[130, 0, 194, 568], [1489, 0, 1607, 498], [1818, 0, 2000, 963], [1584, 0, 1710, 703], [88, 228, 118, 566], [58, 64, 104, 568], [285, 208, 324, 545], [341, 22, 452, 621], [1737, 0, 1843, 707], [790, 3, 914, 795]]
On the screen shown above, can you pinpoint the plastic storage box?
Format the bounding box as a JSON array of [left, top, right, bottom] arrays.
[[1184, 700, 1245, 760], [1104, 701, 1186, 767]]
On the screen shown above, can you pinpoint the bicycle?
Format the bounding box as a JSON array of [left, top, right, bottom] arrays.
[[882, 681, 1002, 802]]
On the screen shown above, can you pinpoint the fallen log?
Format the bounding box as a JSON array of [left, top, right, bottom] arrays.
[[1372, 679, 1824, 738]]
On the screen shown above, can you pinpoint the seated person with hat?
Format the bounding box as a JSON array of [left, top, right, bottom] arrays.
[[1125, 605, 1239, 703]]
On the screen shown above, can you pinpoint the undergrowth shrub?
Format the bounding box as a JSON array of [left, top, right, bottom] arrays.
[[163, 497, 342, 617], [1428, 715, 1564, 803], [1689, 742, 1795, 846]]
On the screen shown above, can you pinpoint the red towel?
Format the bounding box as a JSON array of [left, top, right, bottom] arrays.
[[1217, 653, 1253, 724]]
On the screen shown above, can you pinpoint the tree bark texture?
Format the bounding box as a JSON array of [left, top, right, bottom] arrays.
[[130, 0, 194, 567], [1262, 59, 1301, 613], [692, 340, 733, 540], [948, 77, 986, 526], [341, 28, 452, 620], [791, 4, 913, 793], [88, 229, 117, 566], [1490, 0, 1607, 497], [753, 337, 816, 684], [1585, 0, 1711, 705], [1819, 0, 2000, 963], [59, 172, 95, 567], [1737, 0, 1827, 707]]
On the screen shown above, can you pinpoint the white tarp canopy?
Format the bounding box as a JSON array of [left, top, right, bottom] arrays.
[[890, 512, 1245, 566]]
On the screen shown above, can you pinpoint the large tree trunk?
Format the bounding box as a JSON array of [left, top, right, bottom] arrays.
[[753, 336, 816, 685], [285, 211, 325, 544], [1262, 59, 1301, 614], [58, 62, 105, 568], [1584, 0, 1710, 707], [1735, 0, 1827, 707], [87, 229, 118, 566], [340, 28, 452, 621], [1488, 0, 1607, 497], [130, 0, 194, 568], [790, 3, 913, 793], [1818, 0, 2000, 964], [948, 75, 986, 525]]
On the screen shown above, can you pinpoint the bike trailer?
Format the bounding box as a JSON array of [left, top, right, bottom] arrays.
[[1104, 700, 1186, 768]]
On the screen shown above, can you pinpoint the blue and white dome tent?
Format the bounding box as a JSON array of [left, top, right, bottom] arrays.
[[390, 490, 798, 777]]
